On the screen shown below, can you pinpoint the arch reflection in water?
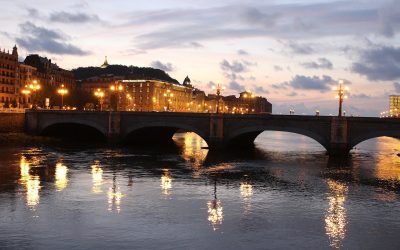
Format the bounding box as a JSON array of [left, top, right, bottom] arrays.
[[207, 180, 223, 230], [325, 179, 348, 249], [179, 132, 208, 177], [161, 169, 172, 195], [108, 174, 124, 213], [91, 161, 103, 193], [55, 163, 68, 191], [19, 156, 41, 209]]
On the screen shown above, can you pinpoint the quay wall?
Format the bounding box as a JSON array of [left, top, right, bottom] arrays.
[[0, 112, 25, 133]]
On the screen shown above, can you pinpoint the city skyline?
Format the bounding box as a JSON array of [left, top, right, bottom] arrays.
[[1, 0, 399, 116]]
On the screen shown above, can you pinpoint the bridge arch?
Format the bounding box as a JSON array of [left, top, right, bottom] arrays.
[[40, 122, 107, 141], [226, 125, 330, 150], [122, 122, 209, 146]]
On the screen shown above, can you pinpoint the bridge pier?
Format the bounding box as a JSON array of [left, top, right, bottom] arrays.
[[107, 112, 122, 144], [207, 114, 225, 150], [328, 117, 350, 156]]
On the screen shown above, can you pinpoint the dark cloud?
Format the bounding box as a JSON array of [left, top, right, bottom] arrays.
[[27, 8, 40, 18], [394, 82, 400, 93], [220, 59, 248, 73], [49, 11, 100, 23], [280, 40, 315, 55], [16, 22, 89, 55], [228, 81, 245, 92], [350, 93, 372, 99], [301, 58, 333, 69], [271, 82, 289, 90], [189, 42, 203, 48], [274, 65, 283, 71], [150, 60, 175, 72], [351, 45, 400, 81], [237, 49, 249, 55], [289, 75, 335, 92], [129, 2, 396, 50], [253, 85, 269, 94], [287, 91, 297, 97]]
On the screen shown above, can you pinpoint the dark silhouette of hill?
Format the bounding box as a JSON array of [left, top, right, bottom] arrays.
[[72, 65, 179, 84]]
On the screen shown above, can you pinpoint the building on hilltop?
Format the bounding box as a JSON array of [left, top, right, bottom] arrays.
[[101, 56, 109, 68]]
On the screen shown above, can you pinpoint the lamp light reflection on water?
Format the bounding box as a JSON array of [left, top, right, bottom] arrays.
[[176, 132, 208, 178], [91, 162, 103, 193], [55, 163, 68, 191], [207, 180, 223, 230], [161, 169, 172, 195], [325, 179, 348, 249], [108, 175, 124, 213], [19, 156, 41, 209], [240, 180, 253, 215]]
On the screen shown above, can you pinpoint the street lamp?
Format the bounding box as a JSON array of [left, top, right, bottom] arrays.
[[29, 80, 41, 108], [333, 80, 349, 117], [110, 83, 124, 111], [21, 85, 31, 107], [243, 91, 255, 113], [212, 83, 225, 114], [94, 88, 105, 111], [57, 84, 68, 109], [163, 89, 174, 111]]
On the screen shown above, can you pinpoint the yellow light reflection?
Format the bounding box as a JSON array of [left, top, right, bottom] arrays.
[[55, 163, 68, 191], [240, 182, 253, 198], [325, 179, 348, 249], [161, 169, 172, 195], [177, 132, 208, 178], [19, 156, 41, 209], [374, 137, 400, 181], [108, 176, 124, 213], [91, 162, 103, 193], [240, 181, 253, 215], [207, 199, 223, 230]]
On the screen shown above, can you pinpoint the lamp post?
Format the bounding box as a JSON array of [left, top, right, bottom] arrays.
[[110, 83, 124, 111], [57, 84, 68, 109], [21, 85, 31, 108], [212, 83, 225, 114], [94, 88, 105, 111], [243, 91, 255, 113], [29, 80, 41, 108], [333, 80, 349, 117], [163, 89, 174, 111]]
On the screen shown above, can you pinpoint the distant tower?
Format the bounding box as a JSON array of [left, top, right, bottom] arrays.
[[183, 75, 191, 86], [101, 56, 109, 68], [12, 44, 18, 58]]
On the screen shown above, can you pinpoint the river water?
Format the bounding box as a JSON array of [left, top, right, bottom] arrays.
[[0, 132, 399, 250]]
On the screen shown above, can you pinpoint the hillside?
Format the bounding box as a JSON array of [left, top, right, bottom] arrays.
[[72, 65, 180, 84]]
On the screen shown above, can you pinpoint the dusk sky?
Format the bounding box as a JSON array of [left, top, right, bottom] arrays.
[[1, 0, 399, 116]]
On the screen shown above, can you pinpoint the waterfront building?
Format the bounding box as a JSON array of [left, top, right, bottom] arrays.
[[389, 95, 400, 117], [24, 54, 75, 89], [18, 64, 37, 106], [0, 45, 18, 107], [120, 79, 193, 112]]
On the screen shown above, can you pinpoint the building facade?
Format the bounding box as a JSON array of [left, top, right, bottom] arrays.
[[0, 45, 18, 107], [389, 95, 400, 117]]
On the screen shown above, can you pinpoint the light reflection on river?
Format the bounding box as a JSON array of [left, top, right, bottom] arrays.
[[0, 131, 400, 249]]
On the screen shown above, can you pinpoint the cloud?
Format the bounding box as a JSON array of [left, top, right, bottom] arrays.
[[287, 91, 297, 97], [237, 49, 249, 55], [189, 42, 203, 48], [49, 11, 100, 23], [301, 58, 333, 69], [150, 60, 175, 72], [350, 93, 372, 99], [128, 2, 397, 50], [394, 82, 400, 93], [228, 81, 245, 92], [273, 65, 283, 71], [289, 75, 335, 92], [280, 40, 315, 55], [253, 85, 269, 94], [16, 22, 89, 55], [220, 59, 248, 73], [351, 45, 400, 81], [271, 82, 289, 90]]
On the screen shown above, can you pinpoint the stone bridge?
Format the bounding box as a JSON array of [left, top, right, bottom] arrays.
[[25, 110, 400, 156]]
